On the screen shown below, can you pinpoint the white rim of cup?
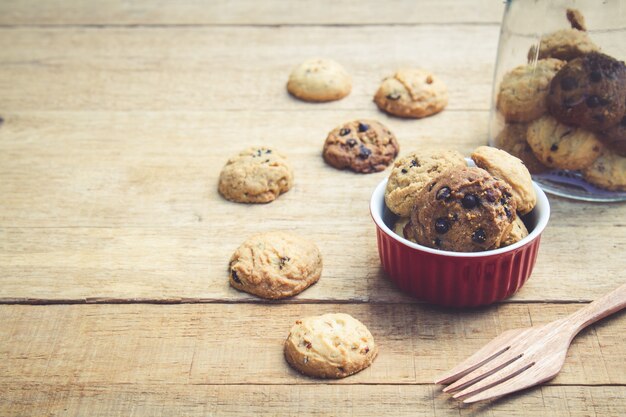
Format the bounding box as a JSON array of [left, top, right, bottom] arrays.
[[370, 177, 551, 258]]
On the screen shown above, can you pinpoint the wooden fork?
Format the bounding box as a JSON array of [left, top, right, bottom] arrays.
[[435, 283, 626, 403]]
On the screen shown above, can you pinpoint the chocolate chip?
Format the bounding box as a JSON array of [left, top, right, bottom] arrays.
[[435, 218, 450, 234], [279, 256, 290, 269], [410, 159, 419, 167], [339, 128, 351, 136], [265, 149, 272, 154], [231, 269, 241, 284], [346, 138, 357, 147], [358, 144, 372, 159], [589, 71, 602, 82], [0, 116, 4, 127], [401, 168, 408, 174], [472, 229, 487, 244], [560, 76, 578, 91], [434, 238, 442, 247], [358, 122, 369, 132], [504, 206, 512, 218], [436, 186, 451, 200], [462, 194, 478, 209], [256, 149, 262, 157], [264, 159, 270, 163], [550, 144, 558, 151], [586, 95, 601, 108], [451, 213, 459, 222], [386, 93, 401, 100], [485, 190, 497, 203], [337, 366, 345, 373], [362, 346, 370, 354], [305, 341, 312, 349]]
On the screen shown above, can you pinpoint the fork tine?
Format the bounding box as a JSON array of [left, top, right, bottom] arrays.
[[443, 352, 522, 393], [461, 362, 541, 403], [435, 328, 523, 385], [452, 360, 535, 401]]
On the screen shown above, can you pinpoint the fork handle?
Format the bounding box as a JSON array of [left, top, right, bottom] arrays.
[[567, 282, 626, 335]]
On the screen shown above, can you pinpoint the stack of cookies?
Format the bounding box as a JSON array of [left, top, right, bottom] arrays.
[[493, 9, 626, 192]]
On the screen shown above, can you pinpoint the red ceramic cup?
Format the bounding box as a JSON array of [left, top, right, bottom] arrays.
[[370, 179, 550, 307]]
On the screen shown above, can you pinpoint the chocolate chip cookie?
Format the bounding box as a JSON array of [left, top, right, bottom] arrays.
[[471, 146, 536, 215], [385, 149, 466, 217], [601, 114, 626, 157], [526, 115, 603, 170], [410, 167, 516, 252], [497, 59, 565, 122], [494, 123, 548, 174], [547, 52, 626, 132], [218, 147, 294, 203], [287, 58, 352, 102], [323, 119, 399, 173], [582, 150, 626, 191], [228, 232, 322, 299], [528, 29, 598, 62], [284, 313, 378, 379], [374, 68, 448, 118]]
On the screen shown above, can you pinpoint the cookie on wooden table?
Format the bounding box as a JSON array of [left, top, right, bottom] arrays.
[[228, 232, 322, 299], [496, 59, 565, 122], [494, 123, 548, 174], [471, 146, 536, 214], [284, 313, 378, 379], [218, 146, 293, 203], [322, 119, 399, 173], [385, 149, 465, 217], [547, 52, 626, 132], [528, 29, 598, 62], [500, 215, 529, 247], [582, 150, 626, 191], [374, 68, 448, 118], [287, 58, 352, 102], [526, 115, 603, 170]]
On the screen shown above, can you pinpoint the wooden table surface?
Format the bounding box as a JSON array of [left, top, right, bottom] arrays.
[[1, 1, 625, 415]]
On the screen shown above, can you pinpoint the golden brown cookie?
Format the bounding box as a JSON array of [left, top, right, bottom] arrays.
[[228, 232, 322, 299], [374, 68, 448, 118], [385, 149, 466, 217], [547, 52, 626, 132], [496, 59, 565, 122], [322, 119, 399, 173], [501, 215, 529, 247], [526, 115, 603, 170], [582, 150, 626, 191], [284, 313, 378, 379], [528, 29, 599, 62], [471, 146, 536, 215], [494, 123, 548, 174], [287, 58, 352, 102], [410, 167, 516, 252], [218, 147, 294, 203]]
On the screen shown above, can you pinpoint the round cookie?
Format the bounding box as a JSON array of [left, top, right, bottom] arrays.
[[374, 68, 448, 118], [287, 58, 351, 102], [501, 215, 529, 247], [526, 115, 603, 170], [284, 313, 377, 379], [497, 59, 565, 122], [228, 232, 322, 299], [385, 149, 466, 217], [494, 123, 548, 174], [218, 147, 294, 204], [601, 114, 626, 157], [547, 52, 626, 132], [582, 150, 626, 191], [471, 145, 536, 215], [322, 119, 399, 173], [528, 29, 599, 62], [410, 167, 516, 252]]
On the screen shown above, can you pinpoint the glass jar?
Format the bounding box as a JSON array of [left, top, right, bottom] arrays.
[[489, 0, 626, 201]]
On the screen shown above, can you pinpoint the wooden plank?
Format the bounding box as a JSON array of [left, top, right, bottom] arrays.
[[0, 0, 505, 26], [0, 110, 624, 302], [1, 304, 623, 385], [1, 383, 624, 417], [0, 25, 499, 112]]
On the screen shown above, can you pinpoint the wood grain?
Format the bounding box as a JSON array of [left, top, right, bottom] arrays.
[[0, 0, 505, 26], [0, 26, 498, 112], [1, 383, 624, 417], [1, 304, 624, 385], [0, 110, 624, 303]]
